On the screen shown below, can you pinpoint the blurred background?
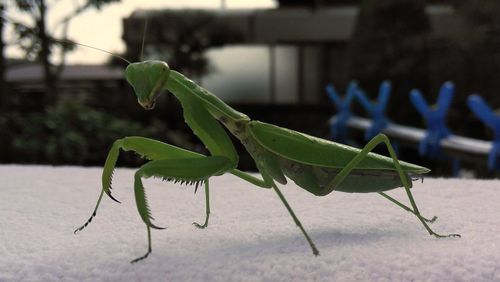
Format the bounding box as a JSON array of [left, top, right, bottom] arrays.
[[1, 0, 500, 177]]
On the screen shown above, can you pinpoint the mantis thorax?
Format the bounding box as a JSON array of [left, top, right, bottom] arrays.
[[218, 116, 249, 140]]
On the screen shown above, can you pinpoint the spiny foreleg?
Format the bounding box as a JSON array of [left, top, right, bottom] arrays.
[[130, 156, 234, 263], [74, 139, 123, 234], [74, 136, 205, 234]]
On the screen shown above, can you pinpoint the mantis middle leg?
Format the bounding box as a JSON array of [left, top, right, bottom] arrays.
[[192, 180, 210, 229], [231, 169, 319, 255]]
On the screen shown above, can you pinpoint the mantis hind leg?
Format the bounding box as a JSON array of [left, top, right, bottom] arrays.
[[378, 191, 437, 224], [328, 133, 460, 238]]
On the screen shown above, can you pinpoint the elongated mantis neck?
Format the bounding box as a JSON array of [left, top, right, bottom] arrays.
[[166, 70, 250, 127]]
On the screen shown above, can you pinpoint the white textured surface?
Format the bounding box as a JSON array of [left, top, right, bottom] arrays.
[[1, 165, 500, 281]]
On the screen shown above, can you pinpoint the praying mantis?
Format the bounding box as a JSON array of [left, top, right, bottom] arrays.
[[74, 60, 460, 263]]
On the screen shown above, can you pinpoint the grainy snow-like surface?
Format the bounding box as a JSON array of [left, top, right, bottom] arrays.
[[1, 165, 500, 282]]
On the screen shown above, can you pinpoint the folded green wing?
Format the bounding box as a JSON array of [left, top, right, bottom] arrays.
[[248, 121, 428, 173]]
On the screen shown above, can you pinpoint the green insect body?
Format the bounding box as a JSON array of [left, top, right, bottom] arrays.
[[240, 121, 427, 195], [75, 60, 460, 263]]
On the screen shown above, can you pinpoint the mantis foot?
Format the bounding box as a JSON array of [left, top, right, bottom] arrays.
[[192, 222, 208, 229], [419, 216, 459, 238], [432, 232, 461, 239], [130, 251, 151, 264], [421, 215, 437, 224], [74, 211, 97, 234], [312, 246, 320, 256]]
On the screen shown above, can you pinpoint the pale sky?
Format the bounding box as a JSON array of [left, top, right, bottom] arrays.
[[5, 0, 276, 64]]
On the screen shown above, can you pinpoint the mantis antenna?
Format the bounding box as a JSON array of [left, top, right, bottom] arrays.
[[62, 40, 131, 64], [0, 14, 131, 64], [140, 17, 149, 61]]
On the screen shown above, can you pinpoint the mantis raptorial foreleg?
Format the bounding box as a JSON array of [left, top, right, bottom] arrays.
[[132, 156, 231, 262], [326, 133, 459, 238], [74, 136, 226, 235]]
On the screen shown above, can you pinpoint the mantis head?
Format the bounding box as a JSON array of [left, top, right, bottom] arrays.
[[125, 60, 171, 110]]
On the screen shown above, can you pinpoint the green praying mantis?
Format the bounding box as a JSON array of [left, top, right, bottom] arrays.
[[74, 59, 460, 263]]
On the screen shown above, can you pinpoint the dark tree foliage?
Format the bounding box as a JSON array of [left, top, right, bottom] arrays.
[[3, 97, 173, 165], [0, 3, 8, 162], [349, 0, 430, 127], [276, 0, 359, 6], [451, 0, 500, 115], [0, 2, 6, 109], [5, 0, 120, 105], [421, 0, 500, 139]]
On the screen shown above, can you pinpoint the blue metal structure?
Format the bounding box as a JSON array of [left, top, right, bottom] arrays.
[[355, 80, 392, 141], [325, 81, 358, 142], [468, 95, 500, 170], [326, 80, 500, 175], [409, 82, 454, 158]]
